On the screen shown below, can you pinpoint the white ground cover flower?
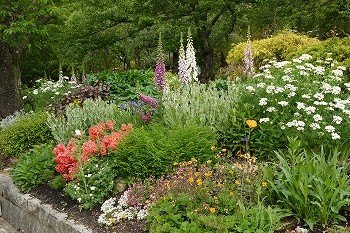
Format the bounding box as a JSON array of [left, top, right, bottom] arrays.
[[313, 93, 324, 100], [274, 61, 291, 68], [299, 54, 312, 60], [98, 191, 150, 226], [246, 86, 255, 92]]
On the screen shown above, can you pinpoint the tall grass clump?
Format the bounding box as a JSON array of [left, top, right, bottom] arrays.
[[265, 137, 350, 230]]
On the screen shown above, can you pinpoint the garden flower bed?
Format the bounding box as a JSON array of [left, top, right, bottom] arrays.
[[1, 52, 350, 233]]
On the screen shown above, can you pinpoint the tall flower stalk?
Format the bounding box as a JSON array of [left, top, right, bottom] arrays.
[[178, 33, 188, 86], [154, 33, 166, 91], [244, 26, 254, 78], [185, 28, 199, 82]]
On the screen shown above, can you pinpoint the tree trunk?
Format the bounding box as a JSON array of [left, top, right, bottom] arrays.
[[0, 41, 23, 119], [196, 28, 215, 83]]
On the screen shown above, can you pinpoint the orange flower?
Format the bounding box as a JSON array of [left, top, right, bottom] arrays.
[[246, 119, 257, 129], [209, 207, 216, 213]]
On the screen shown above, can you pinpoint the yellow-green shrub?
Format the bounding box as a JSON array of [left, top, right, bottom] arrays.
[[0, 111, 53, 157], [226, 30, 321, 67], [287, 36, 350, 69]]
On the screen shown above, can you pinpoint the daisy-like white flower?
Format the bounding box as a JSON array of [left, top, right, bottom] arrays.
[[331, 132, 340, 140], [278, 101, 289, 106], [325, 125, 336, 133], [259, 118, 270, 123], [332, 115, 342, 124], [313, 114, 322, 122], [259, 98, 268, 106]]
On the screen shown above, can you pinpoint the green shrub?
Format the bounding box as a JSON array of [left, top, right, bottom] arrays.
[[0, 111, 53, 157], [87, 69, 160, 104], [110, 123, 218, 179], [266, 137, 350, 229], [226, 30, 321, 69], [11, 144, 56, 193]]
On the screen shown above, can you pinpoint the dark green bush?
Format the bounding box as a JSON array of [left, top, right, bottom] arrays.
[[46, 82, 110, 116], [110, 124, 218, 179], [0, 111, 53, 157], [11, 144, 56, 193], [87, 69, 160, 104]]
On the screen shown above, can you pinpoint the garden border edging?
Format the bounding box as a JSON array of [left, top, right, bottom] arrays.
[[0, 171, 92, 233]]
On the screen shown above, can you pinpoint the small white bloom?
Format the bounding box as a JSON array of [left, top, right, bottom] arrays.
[[309, 123, 320, 130], [325, 125, 336, 133], [75, 129, 82, 137], [278, 101, 289, 106], [313, 114, 323, 122], [259, 118, 270, 123], [313, 93, 324, 100], [337, 66, 346, 71], [22, 96, 28, 100], [332, 69, 343, 77], [332, 115, 342, 124], [266, 107, 276, 112], [246, 86, 255, 92], [297, 102, 305, 110], [299, 54, 312, 60], [331, 132, 340, 140], [90, 186, 96, 190], [302, 94, 311, 99], [300, 70, 310, 76], [257, 82, 266, 88], [33, 89, 39, 95], [259, 98, 268, 106]]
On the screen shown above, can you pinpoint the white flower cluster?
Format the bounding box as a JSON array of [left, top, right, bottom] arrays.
[[286, 120, 305, 131], [98, 191, 149, 227]]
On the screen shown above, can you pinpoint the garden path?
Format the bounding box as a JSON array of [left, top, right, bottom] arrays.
[[0, 217, 19, 233]]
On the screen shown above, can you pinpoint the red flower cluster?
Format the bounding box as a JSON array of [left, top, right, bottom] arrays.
[[53, 121, 132, 181]]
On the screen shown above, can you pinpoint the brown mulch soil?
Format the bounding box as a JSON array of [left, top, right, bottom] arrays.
[[29, 184, 147, 233]]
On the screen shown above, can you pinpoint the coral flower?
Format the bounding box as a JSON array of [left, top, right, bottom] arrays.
[[246, 119, 257, 128]]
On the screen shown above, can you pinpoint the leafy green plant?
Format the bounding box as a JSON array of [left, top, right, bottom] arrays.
[[147, 193, 283, 233], [110, 123, 217, 179], [0, 111, 53, 157], [64, 156, 116, 209], [87, 69, 160, 104], [267, 137, 350, 229], [11, 144, 56, 193]]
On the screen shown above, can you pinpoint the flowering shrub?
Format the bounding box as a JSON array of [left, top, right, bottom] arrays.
[[53, 121, 132, 181]]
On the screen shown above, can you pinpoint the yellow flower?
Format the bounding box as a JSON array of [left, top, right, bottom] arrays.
[[246, 178, 251, 183], [235, 180, 240, 185], [191, 157, 197, 162], [204, 171, 212, 177], [229, 191, 234, 196], [222, 148, 227, 153], [195, 172, 199, 177], [109, 218, 115, 223], [121, 214, 126, 219], [188, 177, 194, 183], [262, 181, 268, 187], [207, 160, 212, 165], [211, 146, 216, 150], [173, 162, 178, 166], [217, 182, 222, 187], [196, 179, 203, 186], [145, 200, 150, 204], [209, 207, 216, 213], [246, 119, 257, 129], [163, 196, 167, 200], [229, 170, 234, 175]]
